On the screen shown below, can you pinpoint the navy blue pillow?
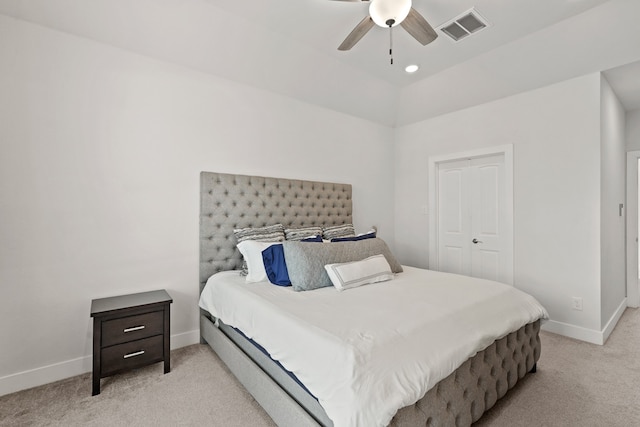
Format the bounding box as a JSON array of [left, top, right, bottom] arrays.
[[262, 237, 321, 286], [331, 231, 376, 242], [262, 244, 291, 286]]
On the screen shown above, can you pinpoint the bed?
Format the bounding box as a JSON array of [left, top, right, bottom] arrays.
[[198, 171, 547, 427]]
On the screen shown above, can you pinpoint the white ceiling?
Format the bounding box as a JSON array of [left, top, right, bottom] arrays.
[[1, 0, 639, 126], [205, 0, 610, 86]]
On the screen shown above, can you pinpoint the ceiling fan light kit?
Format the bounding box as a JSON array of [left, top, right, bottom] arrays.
[[369, 0, 411, 28]]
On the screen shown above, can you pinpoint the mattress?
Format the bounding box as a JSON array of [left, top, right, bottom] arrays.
[[199, 267, 548, 427]]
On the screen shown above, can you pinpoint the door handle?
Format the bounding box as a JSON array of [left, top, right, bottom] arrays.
[[472, 238, 483, 244]]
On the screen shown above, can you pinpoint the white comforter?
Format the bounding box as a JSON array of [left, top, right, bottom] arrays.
[[199, 266, 548, 427]]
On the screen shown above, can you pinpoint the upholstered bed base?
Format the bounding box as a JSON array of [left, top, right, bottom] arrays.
[[200, 312, 540, 427], [389, 320, 541, 426], [200, 314, 331, 427], [198, 171, 542, 426]]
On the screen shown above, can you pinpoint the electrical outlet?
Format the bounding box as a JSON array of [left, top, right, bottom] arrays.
[[572, 297, 583, 311]]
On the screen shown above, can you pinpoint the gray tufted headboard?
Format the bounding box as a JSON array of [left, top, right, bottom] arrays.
[[199, 172, 352, 293]]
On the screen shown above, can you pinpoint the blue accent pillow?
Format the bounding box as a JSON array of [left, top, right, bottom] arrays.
[[331, 231, 376, 242], [262, 244, 291, 286], [262, 237, 322, 286]]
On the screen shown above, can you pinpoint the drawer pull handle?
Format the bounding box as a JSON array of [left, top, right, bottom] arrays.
[[123, 350, 145, 359], [123, 325, 145, 333]]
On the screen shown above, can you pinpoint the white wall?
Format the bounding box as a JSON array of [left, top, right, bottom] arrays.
[[624, 109, 640, 309], [627, 109, 640, 151], [0, 15, 395, 395], [599, 76, 627, 330], [395, 74, 605, 339]]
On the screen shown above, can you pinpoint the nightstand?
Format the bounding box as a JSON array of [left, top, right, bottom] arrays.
[[90, 289, 172, 396]]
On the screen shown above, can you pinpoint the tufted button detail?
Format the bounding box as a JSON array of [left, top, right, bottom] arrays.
[[201, 174, 354, 309]]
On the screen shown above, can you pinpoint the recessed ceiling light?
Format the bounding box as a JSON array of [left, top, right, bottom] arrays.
[[405, 64, 419, 73]]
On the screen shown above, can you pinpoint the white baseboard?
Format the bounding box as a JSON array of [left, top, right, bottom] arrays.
[[542, 320, 604, 345], [0, 355, 93, 399], [3, 307, 630, 398], [170, 329, 200, 350], [542, 299, 627, 346], [0, 329, 200, 397], [602, 298, 627, 344]]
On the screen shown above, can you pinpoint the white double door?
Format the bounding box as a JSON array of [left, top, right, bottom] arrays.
[[436, 154, 509, 283]]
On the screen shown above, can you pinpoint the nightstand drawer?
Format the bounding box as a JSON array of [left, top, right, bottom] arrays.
[[101, 335, 164, 376], [102, 311, 163, 347]]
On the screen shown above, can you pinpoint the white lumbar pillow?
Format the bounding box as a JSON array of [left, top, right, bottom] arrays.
[[324, 254, 394, 291]]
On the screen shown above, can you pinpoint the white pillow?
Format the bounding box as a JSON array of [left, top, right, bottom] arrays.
[[324, 254, 394, 291], [237, 240, 276, 283]]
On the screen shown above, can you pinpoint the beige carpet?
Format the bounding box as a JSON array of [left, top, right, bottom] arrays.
[[2, 308, 640, 427]]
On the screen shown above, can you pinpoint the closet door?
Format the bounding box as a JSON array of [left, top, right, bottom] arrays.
[[437, 154, 507, 282], [469, 155, 505, 282], [437, 159, 471, 276]]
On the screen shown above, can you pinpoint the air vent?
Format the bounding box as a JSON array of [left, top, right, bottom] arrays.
[[440, 8, 488, 42]]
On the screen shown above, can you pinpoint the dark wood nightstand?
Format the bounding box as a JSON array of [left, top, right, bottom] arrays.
[[90, 289, 172, 396]]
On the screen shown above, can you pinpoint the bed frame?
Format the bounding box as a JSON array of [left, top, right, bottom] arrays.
[[199, 171, 541, 427]]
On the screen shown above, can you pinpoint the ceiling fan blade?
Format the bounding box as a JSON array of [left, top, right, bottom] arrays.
[[401, 8, 438, 46], [338, 16, 375, 51], [329, 0, 369, 2]]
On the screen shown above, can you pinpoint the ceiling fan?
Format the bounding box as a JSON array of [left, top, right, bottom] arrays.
[[333, 0, 438, 54]]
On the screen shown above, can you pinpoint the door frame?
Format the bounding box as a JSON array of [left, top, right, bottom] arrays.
[[626, 150, 640, 307], [428, 144, 514, 285]]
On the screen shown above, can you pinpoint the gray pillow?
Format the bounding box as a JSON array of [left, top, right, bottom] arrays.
[[233, 224, 285, 243], [284, 226, 323, 241], [282, 238, 403, 291], [321, 223, 355, 240]]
